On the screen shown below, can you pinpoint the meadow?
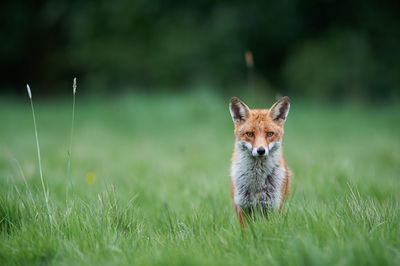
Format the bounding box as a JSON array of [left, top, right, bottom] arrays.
[[0, 90, 399, 265]]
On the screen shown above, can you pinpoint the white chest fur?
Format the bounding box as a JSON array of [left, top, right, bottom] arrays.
[[231, 142, 285, 211]]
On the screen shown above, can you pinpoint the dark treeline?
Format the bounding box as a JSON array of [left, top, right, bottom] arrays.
[[1, 0, 399, 100]]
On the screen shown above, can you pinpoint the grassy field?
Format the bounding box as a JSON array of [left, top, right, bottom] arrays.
[[0, 90, 399, 265]]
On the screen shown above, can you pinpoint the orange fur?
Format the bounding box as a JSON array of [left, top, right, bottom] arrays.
[[230, 177, 246, 227]]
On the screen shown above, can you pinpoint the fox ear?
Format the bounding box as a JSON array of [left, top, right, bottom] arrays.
[[230, 97, 250, 123], [269, 96, 290, 123]]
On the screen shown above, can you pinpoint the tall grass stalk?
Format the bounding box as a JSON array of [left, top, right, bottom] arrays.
[[244, 50, 255, 95], [66, 77, 77, 203], [26, 84, 52, 226]]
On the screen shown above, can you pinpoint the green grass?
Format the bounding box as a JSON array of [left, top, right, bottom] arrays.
[[0, 90, 399, 265]]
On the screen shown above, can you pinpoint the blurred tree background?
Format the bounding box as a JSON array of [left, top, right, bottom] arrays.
[[1, 0, 399, 101]]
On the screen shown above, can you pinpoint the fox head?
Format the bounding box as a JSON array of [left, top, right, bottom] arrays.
[[229, 96, 290, 157]]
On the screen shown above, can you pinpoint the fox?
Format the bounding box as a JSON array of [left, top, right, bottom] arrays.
[[229, 96, 291, 227]]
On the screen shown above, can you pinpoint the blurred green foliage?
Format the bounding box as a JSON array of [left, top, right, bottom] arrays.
[[1, 0, 399, 100]]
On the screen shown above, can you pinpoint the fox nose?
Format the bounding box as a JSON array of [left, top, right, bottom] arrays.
[[257, 147, 265, 155]]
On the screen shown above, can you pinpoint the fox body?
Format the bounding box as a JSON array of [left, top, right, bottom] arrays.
[[229, 96, 291, 226]]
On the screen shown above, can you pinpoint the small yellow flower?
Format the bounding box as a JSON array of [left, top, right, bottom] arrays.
[[85, 172, 96, 185]]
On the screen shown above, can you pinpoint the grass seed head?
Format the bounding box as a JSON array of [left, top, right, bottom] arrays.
[[26, 84, 32, 99], [245, 51, 254, 68], [73, 77, 77, 95]]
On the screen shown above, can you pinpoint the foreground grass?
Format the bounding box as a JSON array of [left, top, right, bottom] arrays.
[[0, 91, 399, 265]]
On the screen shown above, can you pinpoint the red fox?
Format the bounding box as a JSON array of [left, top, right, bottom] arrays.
[[229, 96, 291, 227]]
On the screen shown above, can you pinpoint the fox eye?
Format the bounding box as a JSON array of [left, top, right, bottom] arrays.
[[246, 132, 254, 137], [266, 132, 274, 137]]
